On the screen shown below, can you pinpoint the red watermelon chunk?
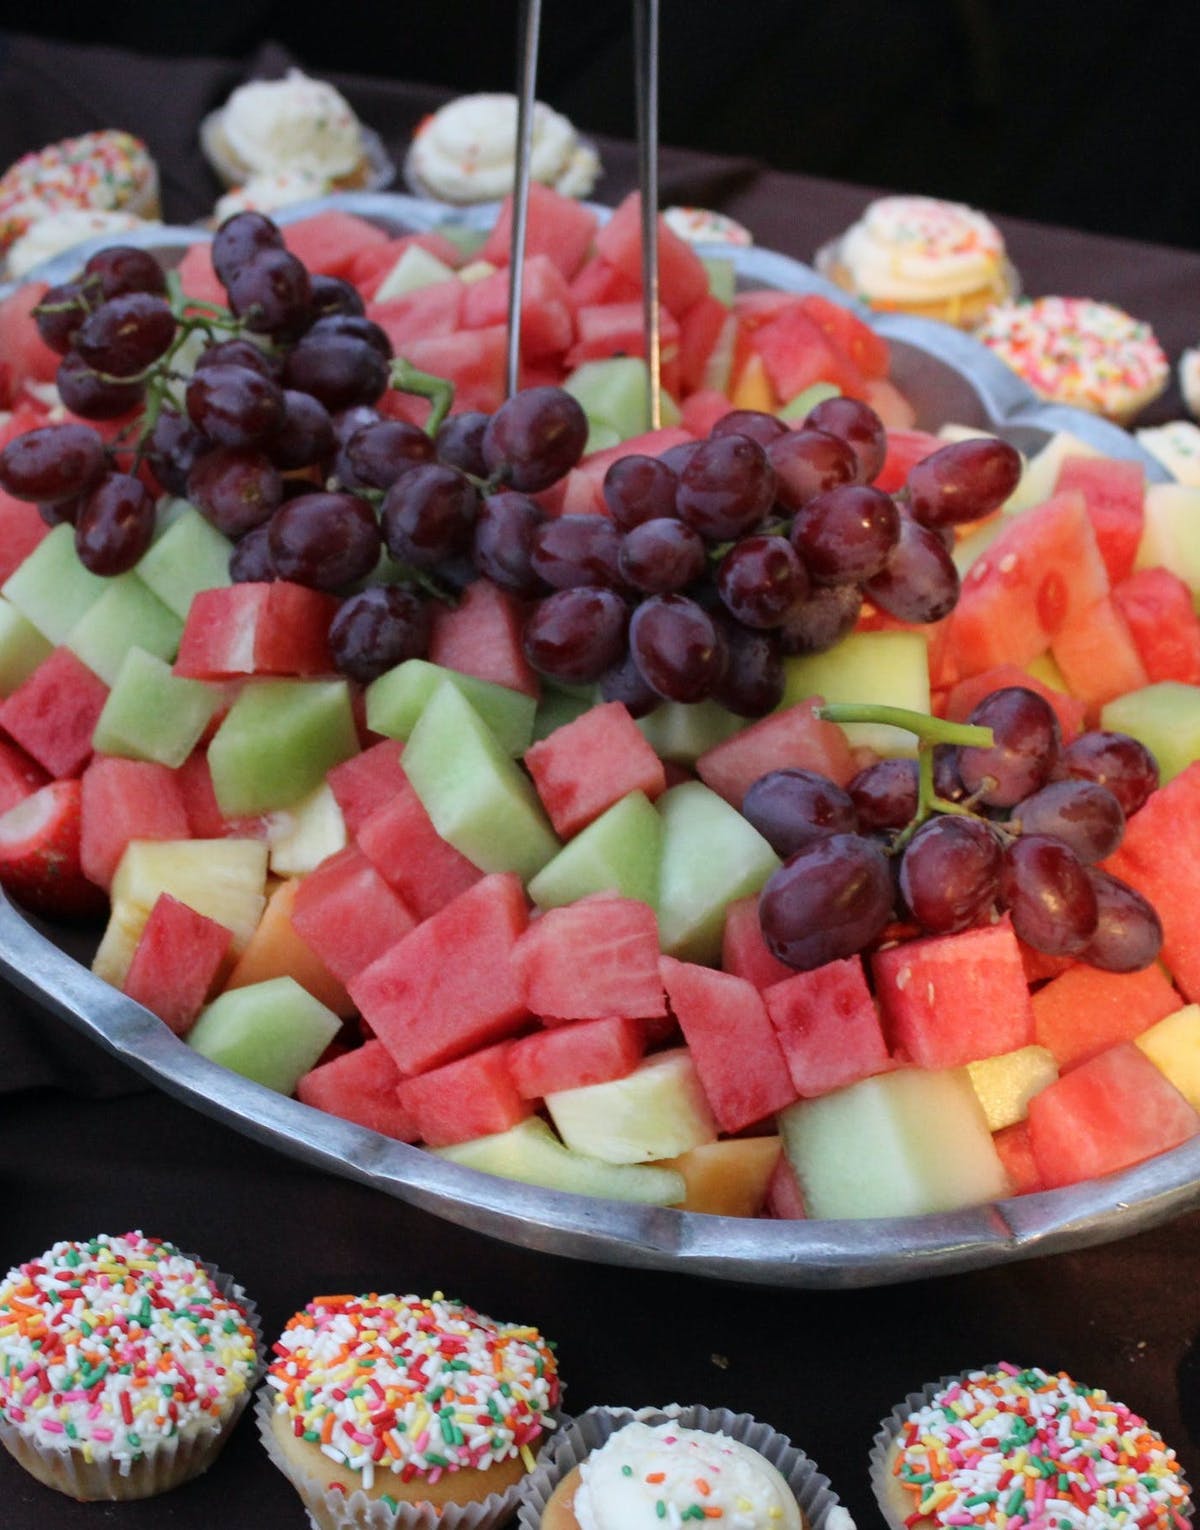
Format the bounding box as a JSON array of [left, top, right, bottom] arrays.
[[1027, 1041, 1200, 1189], [942, 664, 1086, 742], [1104, 762, 1200, 1002], [1017, 939, 1075, 988], [481, 183, 599, 280], [747, 300, 868, 401], [721, 895, 794, 990], [511, 895, 666, 1022], [355, 776, 482, 921], [80, 757, 190, 890], [765, 1153, 807, 1219], [460, 255, 575, 360], [763, 956, 891, 1097], [281, 210, 388, 280], [507, 1015, 648, 1099], [174, 749, 269, 841], [569, 255, 641, 308], [367, 279, 464, 350], [290, 845, 417, 985], [0, 486, 49, 584], [535, 427, 694, 517], [175, 245, 227, 309], [428, 578, 540, 699], [593, 193, 709, 318], [1112, 567, 1200, 684], [349, 231, 465, 298], [872, 917, 1034, 1069], [799, 293, 890, 380], [1049, 595, 1148, 714], [564, 301, 681, 397], [696, 696, 856, 806], [0, 283, 61, 404], [875, 429, 943, 494], [525, 701, 666, 838], [122, 893, 233, 1037], [680, 388, 736, 437], [349, 871, 530, 1076], [678, 294, 736, 396], [297, 1039, 418, 1141], [1031, 960, 1180, 1071], [174, 583, 337, 680], [0, 737, 48, 816], [402, 326, 507, 414], [0, 648, 108, 778], [396, 1041, 533, 1147], [946, 491, 1110, 677], [992, 1121, 1044, 1195], [660, 956, 797, 1133], [861, 377, 917, 431], [326, 739, 407, 837], [1054, 455, 1144, 585]]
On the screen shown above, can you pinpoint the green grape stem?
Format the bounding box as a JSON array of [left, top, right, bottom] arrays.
[[389, 357, 456, 438]]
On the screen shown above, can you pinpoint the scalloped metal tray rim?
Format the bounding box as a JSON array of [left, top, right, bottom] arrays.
[[0, 192, 1186, 1288]]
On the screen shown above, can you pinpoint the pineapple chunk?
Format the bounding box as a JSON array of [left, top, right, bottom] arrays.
[[967, 1045, 1059, 1131], [1136, 1004, 1200, 1109], [545, 1048, 717, 1164], [267, 783, 347, 877]]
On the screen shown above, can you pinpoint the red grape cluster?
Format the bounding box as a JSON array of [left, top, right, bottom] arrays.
[[754, 687, 1163, 975]]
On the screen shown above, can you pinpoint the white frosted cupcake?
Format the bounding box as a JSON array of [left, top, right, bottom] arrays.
[[405, 94, 601, 205], [213, 169, 332, 225], [0, 131, 160, 256], [663, 206, 753, 247], [520, 1404, 854, 1530], [816, 194, 1017, 329], [0, 1231, 261, 1501]]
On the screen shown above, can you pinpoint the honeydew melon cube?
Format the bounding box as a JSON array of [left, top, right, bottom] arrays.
[[656, 781, 779, 963], [92, 646, 219, 766], [545, 1048, 717, 1164], [563, 357, 681, 443], [781, 630, 930, 757], [402, 680, 559, 881], [967, 1044, 1059, 1131], [778, 382, 840, 422], [435, 1116, 687, 1205], [186, 976, 341, 1094], [266, 782, 347, 877], [1135, 483, 1200, 601], [137, 504, 234, 619], [0, 597, 52, 696], [208, 678, 358, 816], [1006, 428, 1102, 514], [434, 224, 487, 259], [701, 256, 736, 306], [2, 522, 108, 642], [456, 258, 499, 285], [1101, 682, 1200, 784], [527, 789, 661, 910], [1136, 1003, 1200, 1109], [582, 420, 623, 455], [66, 574, 183, 685], [636, 699, 743, 766], [366, 658, 536, 757], [778, 1066, 1010, 1219], [373, 244, 457, 301]]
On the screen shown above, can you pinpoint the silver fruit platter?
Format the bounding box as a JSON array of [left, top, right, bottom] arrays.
[[0, 192, 1191, 1289]]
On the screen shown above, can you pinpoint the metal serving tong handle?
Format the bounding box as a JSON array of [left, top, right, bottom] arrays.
[[506, 0, 663, 430]]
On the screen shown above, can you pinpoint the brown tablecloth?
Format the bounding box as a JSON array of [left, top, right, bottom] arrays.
[[0, 31, 1198, 1530]]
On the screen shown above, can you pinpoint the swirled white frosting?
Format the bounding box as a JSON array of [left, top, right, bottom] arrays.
[[220, 69, 362, 178], [836, 195, 1007, 302], [214, 169, 331, 224], [6, 209, 148, 278], [571, 1421, 804, 1530], [409, 93, 600, 202]]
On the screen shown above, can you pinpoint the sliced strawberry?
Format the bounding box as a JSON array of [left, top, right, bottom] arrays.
[[0, 779, 106, 919]]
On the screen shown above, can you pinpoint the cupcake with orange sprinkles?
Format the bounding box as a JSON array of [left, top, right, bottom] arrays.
[[870, 1363, 1192, 1530], [0, 130, 160, 259], [258, 1290, 561, 1529], [0, 1231, 262, 1501]]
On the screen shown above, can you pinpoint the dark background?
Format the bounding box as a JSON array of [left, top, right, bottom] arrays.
[[2, 1, 1199, 250]]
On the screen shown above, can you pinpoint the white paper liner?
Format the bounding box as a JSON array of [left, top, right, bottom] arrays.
[[0, 1252, 263, 1502], [515, 1403, 855, 1530], [256, 1383, 559, 1530], [867, 1364, 1196, 1530]]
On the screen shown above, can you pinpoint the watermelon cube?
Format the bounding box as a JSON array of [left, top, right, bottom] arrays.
[[0, 647, 108, 778], [80, 756, 191, 890], [355, 775, 482, 920], [747, 300, 868, 402], [297, 1039, 419, 1141], [122, 893, 233, 1036], [512, 896, 666, 1022], [942, 664, 1086, 743], [1032, 961, 1181, 1071], [0, 488, 48, 585], [290, 845, 417, 985], [280, 210, 389, 279], [460, 255, 575, 359], [0, 283, 59, 403], [367, 279, 464, 350], [402, 326, 507, 415], [875, 429, 942, 495], [396, 1042, 534, 1148], [800, 293, 890, 380], [525, 701, 667, 839], [660, 956, 797, 1133], [1027, 1042, 1200, 1189], [481, 183, 599, 279], [696, 697, 856, 806], [992, 1121, 1044, 1195], [721, 894, 794, 990], [764, 957, 891, 1097], [348, 872, 530, 1075], [1112, 567, 1200, 685], [176, 244, 227, 308], [872, 918, 1034, 1069], [427, 579, 540, 699], [569, 255, 642, 308], [326, 739, 407, 836], [1049, 596, 1148, 714], [564, 302, 682, 396], [507, 1016, 648, 1099], [1054, 455, 1144, 585], [593, 193, 709, 317], [174, 583, 338, 680]]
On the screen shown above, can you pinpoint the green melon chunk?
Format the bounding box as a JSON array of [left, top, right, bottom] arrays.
[[403, 680, 559, 881], [563, 357, 681, 443], [778, 381, 841, 421], [2, 522, 108, 642], [545, 1049, 717, 1163], [1006, 428, 1101, 514], [92, 646, 219, 766], [137, 504, 233, 619], [0, 596, 52, 696], [1136, 484, 1200, 603], [528, 789, 661, 910], [582, 420, 623, 456], [636, 699, 744, 766], [777, 1066, 1009, 1219], [435, 1116, 686, 1205], [187, 976, 341, 1094], [208, 678, 358, 816], [656, 781, 779, 963], [374, 244, 457, 302], [433, 223, 488, 258], [66, 574, 183, 686], [1101, 682, 1200, 785], [701, 255, 736, 306], [531, 682, 596, 744], [366, 658, 536, 757], [781, 630, 930, 757]]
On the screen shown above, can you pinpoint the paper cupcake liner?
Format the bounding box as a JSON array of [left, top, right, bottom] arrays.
[[814, 240, 1020, 330], [515, 1403, 855, 1530], [0, 1253, 262, 1502], [256, 1384, 559, 1530]]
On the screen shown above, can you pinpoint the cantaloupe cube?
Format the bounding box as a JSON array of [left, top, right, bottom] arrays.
[[224, 877, 353, 1018], [1136, 1003, 1200, 1109], [967, 1045, 1059, 1131], [657, 1136, 782, 1217]]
